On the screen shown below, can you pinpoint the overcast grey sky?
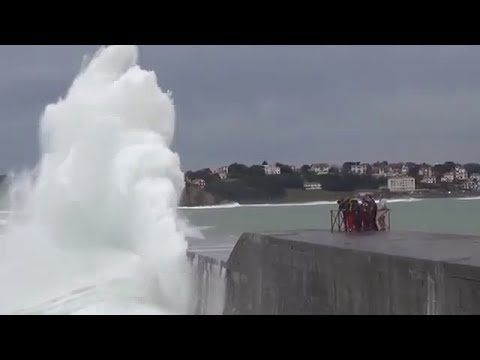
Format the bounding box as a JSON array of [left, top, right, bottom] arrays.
[[0, 45, 478, 173]]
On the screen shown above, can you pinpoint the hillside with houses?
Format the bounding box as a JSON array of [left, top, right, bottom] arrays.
[[180, 161, 480, 206]]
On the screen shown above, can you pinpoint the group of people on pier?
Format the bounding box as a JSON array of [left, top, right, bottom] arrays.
[[337, 194, 388, 232]]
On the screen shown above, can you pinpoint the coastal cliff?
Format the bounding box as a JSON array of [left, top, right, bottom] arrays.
[[179, 184, 219, 207]]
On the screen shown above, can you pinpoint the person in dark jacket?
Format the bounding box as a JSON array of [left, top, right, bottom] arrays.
[[352, 199, 363, 232], [360, 201, 370, 231], [365, 194, 378, 231], [337, 198, 348, 231]]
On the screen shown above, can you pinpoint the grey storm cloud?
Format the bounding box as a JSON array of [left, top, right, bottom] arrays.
[[0, 45, 479, 173]]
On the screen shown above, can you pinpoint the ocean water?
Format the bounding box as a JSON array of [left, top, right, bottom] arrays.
[[180, 197, 480, 240]]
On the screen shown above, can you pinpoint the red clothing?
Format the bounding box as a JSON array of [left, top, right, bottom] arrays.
[[346, 212, 356, 232]]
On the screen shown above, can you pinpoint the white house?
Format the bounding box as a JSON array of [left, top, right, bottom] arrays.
[[455, 165, 468, 181], [421, 176, 436, 184], [461, 180, 478, 191], [470, 173, 480, 182], [213, 166, 229, 180], [351, 163, 368, 175], [387, 165, 402, 177], [264, 165, 281, 175], [418, 165, 433, 178], [214, 166, 229, 174], [372, 166, 387, 177], [310, 163, 330, 175], [401, 164, 409, 175], [387, 177, 416, 192], [191, 179, 206, 189], [441, 172, 455, 183], [304, 182, 323, 191]]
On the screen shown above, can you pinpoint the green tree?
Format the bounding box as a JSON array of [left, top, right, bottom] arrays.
[[433, 164, 447, 176], [464, 163, 480, 176], [276, 162, 293, 174], [317, 174, 386, 192], [228, 163, 250, 178], [248, 165, 266, 176], [341, 162, 358, 175], [408, 164, 420, 178], [329, 167, 340, 175], [303, 171, 321, 183], [300, 164, 310, 173], [185, 168, 212, 181], [444, 162, 456, 172], [276, 173, 303, 189]]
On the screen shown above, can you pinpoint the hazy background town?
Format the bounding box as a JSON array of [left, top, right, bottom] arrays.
[[181, 161, 480, 206]]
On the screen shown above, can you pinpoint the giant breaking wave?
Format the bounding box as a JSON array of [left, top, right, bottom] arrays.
[[0, 45, 200, 315]]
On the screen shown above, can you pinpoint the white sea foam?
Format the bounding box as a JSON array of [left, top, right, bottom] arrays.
[[179, 202, 242, 210], [0, 45, 217, 315], [385, 198, 423, 203], [180, 198, 426, 210], [457, 196, 480, 201]]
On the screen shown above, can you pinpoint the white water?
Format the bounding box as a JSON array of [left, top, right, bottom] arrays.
[[0, 45, 204, 315], [386, 198, 422, 203], [179, 198, 425, 211], [457, 196, 480, 201]]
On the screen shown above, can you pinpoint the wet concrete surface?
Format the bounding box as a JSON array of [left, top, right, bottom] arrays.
[[260, 229, 480, 267], [189, 230, 480, 314]]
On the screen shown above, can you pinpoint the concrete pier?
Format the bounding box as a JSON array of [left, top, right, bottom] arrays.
[[189, 230, 480, 315]]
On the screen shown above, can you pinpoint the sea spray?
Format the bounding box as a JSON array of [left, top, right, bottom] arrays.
[[0, 45, 214, 314]]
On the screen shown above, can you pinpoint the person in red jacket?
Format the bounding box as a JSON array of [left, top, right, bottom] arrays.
[[338, 197, 360, 232]]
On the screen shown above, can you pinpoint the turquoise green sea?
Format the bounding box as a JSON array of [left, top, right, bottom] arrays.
[[180, 197, 480, 241]]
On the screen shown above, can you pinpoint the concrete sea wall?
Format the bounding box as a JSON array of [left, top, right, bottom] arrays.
[[187, 251, 227, 315], [220, 230, 480, 315]]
